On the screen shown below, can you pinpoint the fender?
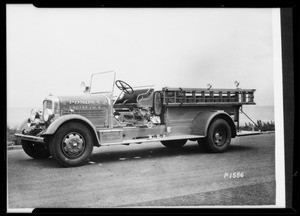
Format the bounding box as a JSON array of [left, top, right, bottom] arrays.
[[42, 114, 101, 146], [191, 111, 236, 137]]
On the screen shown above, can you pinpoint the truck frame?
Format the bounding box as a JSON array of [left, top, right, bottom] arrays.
[[15, 71, 256, 167]]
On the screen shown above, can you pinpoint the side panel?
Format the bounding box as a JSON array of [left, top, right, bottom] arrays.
[[42, 114, 101, 146], [163, 107, 201, 135], [164, 106, 236, 137]]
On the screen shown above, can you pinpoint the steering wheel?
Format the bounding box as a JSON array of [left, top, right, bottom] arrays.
[[115, 80, 134, 94]]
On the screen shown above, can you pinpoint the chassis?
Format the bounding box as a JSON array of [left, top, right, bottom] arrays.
[[15, 71, 256, 167]]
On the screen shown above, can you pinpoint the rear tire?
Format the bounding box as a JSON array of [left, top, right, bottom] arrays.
[[201, 118, 231, 153], [49, 122, 93, 167], [21, 130, 51, 159], [161, 139, 187, 148]]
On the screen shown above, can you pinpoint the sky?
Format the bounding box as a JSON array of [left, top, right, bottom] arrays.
[[7, 5, 276, 108]]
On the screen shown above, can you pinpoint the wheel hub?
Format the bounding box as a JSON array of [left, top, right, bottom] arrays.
[[213, 128, 226, 146], [62, 133, 85, 158], [214, 132, 222, 143]]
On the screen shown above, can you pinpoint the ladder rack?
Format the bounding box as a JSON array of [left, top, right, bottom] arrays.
[[162, 87, 255, 106]]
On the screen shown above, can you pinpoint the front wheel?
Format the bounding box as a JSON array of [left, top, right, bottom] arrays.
[[161, 139, 187, 148], [49, 122, 93, 167], [199, 119, 232, 153]]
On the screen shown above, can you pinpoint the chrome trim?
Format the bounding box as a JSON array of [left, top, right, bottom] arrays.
[[15, 133, 45, 143]]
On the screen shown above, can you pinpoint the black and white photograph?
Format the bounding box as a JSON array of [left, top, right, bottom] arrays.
[[6, 5, 287, 211]]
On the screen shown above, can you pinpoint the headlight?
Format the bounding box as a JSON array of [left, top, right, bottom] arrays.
[[43, 108, 54, 121], [30, 109, 39, 122]]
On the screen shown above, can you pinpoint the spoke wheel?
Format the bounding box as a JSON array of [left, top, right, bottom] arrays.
[[115, 80, 134, 94]]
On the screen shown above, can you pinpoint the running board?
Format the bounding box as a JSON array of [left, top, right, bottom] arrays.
[[100, 134, 205, 146], [236, 131, 263, 137]]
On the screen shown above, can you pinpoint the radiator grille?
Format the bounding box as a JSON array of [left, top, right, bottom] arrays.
[[62, 109, 108, 127]]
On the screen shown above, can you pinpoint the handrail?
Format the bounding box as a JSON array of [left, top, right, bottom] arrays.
[[162, 87, 255, 105]]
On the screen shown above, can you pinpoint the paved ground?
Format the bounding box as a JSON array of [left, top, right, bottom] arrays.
[[7, 133, 275, 209]]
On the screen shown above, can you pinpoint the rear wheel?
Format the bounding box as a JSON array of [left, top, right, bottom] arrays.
[[49, 122, 93, 167], [161, 139, 187, 148], [198, 119, 231, 153], [21, 130, 51, 159]]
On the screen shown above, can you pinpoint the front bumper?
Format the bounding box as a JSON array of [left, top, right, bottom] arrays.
[[15, 133, 45, 143]]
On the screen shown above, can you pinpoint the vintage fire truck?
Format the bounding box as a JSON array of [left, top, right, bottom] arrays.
[[15, 71, 256, 167]]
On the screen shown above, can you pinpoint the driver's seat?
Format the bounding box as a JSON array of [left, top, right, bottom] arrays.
[[114, 88, 154, 108]]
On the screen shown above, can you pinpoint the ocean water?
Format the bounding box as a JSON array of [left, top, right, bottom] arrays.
[[7, 107, 32, 128], [6, 105, 275, 128], [238, 105, 274, 126]]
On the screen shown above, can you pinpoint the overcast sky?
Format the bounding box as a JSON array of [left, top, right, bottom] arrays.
[[7, 5, 276, 108]]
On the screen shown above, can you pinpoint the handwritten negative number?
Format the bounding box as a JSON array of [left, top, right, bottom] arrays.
[[224, 172, 244, 179]]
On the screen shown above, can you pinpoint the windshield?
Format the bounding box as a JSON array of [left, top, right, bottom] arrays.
[[89, 71, 116, 94]]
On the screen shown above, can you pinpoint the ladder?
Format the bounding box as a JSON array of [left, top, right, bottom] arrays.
[[162, 87, 255, 106]]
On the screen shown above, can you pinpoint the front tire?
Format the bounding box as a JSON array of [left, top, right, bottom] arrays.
[[21, 130, 51, 159], [198, 119, 231, 153], [49, 122, 93, 167], [161, 139, 187, 148]]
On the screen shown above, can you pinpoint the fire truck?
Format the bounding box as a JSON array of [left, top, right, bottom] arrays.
[[15, 71, 256, 167]]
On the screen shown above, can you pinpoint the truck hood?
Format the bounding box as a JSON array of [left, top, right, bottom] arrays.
[[58, 94, 110, 110]]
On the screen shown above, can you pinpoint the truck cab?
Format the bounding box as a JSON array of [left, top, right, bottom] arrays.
[[15, 71, 256, 167]]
